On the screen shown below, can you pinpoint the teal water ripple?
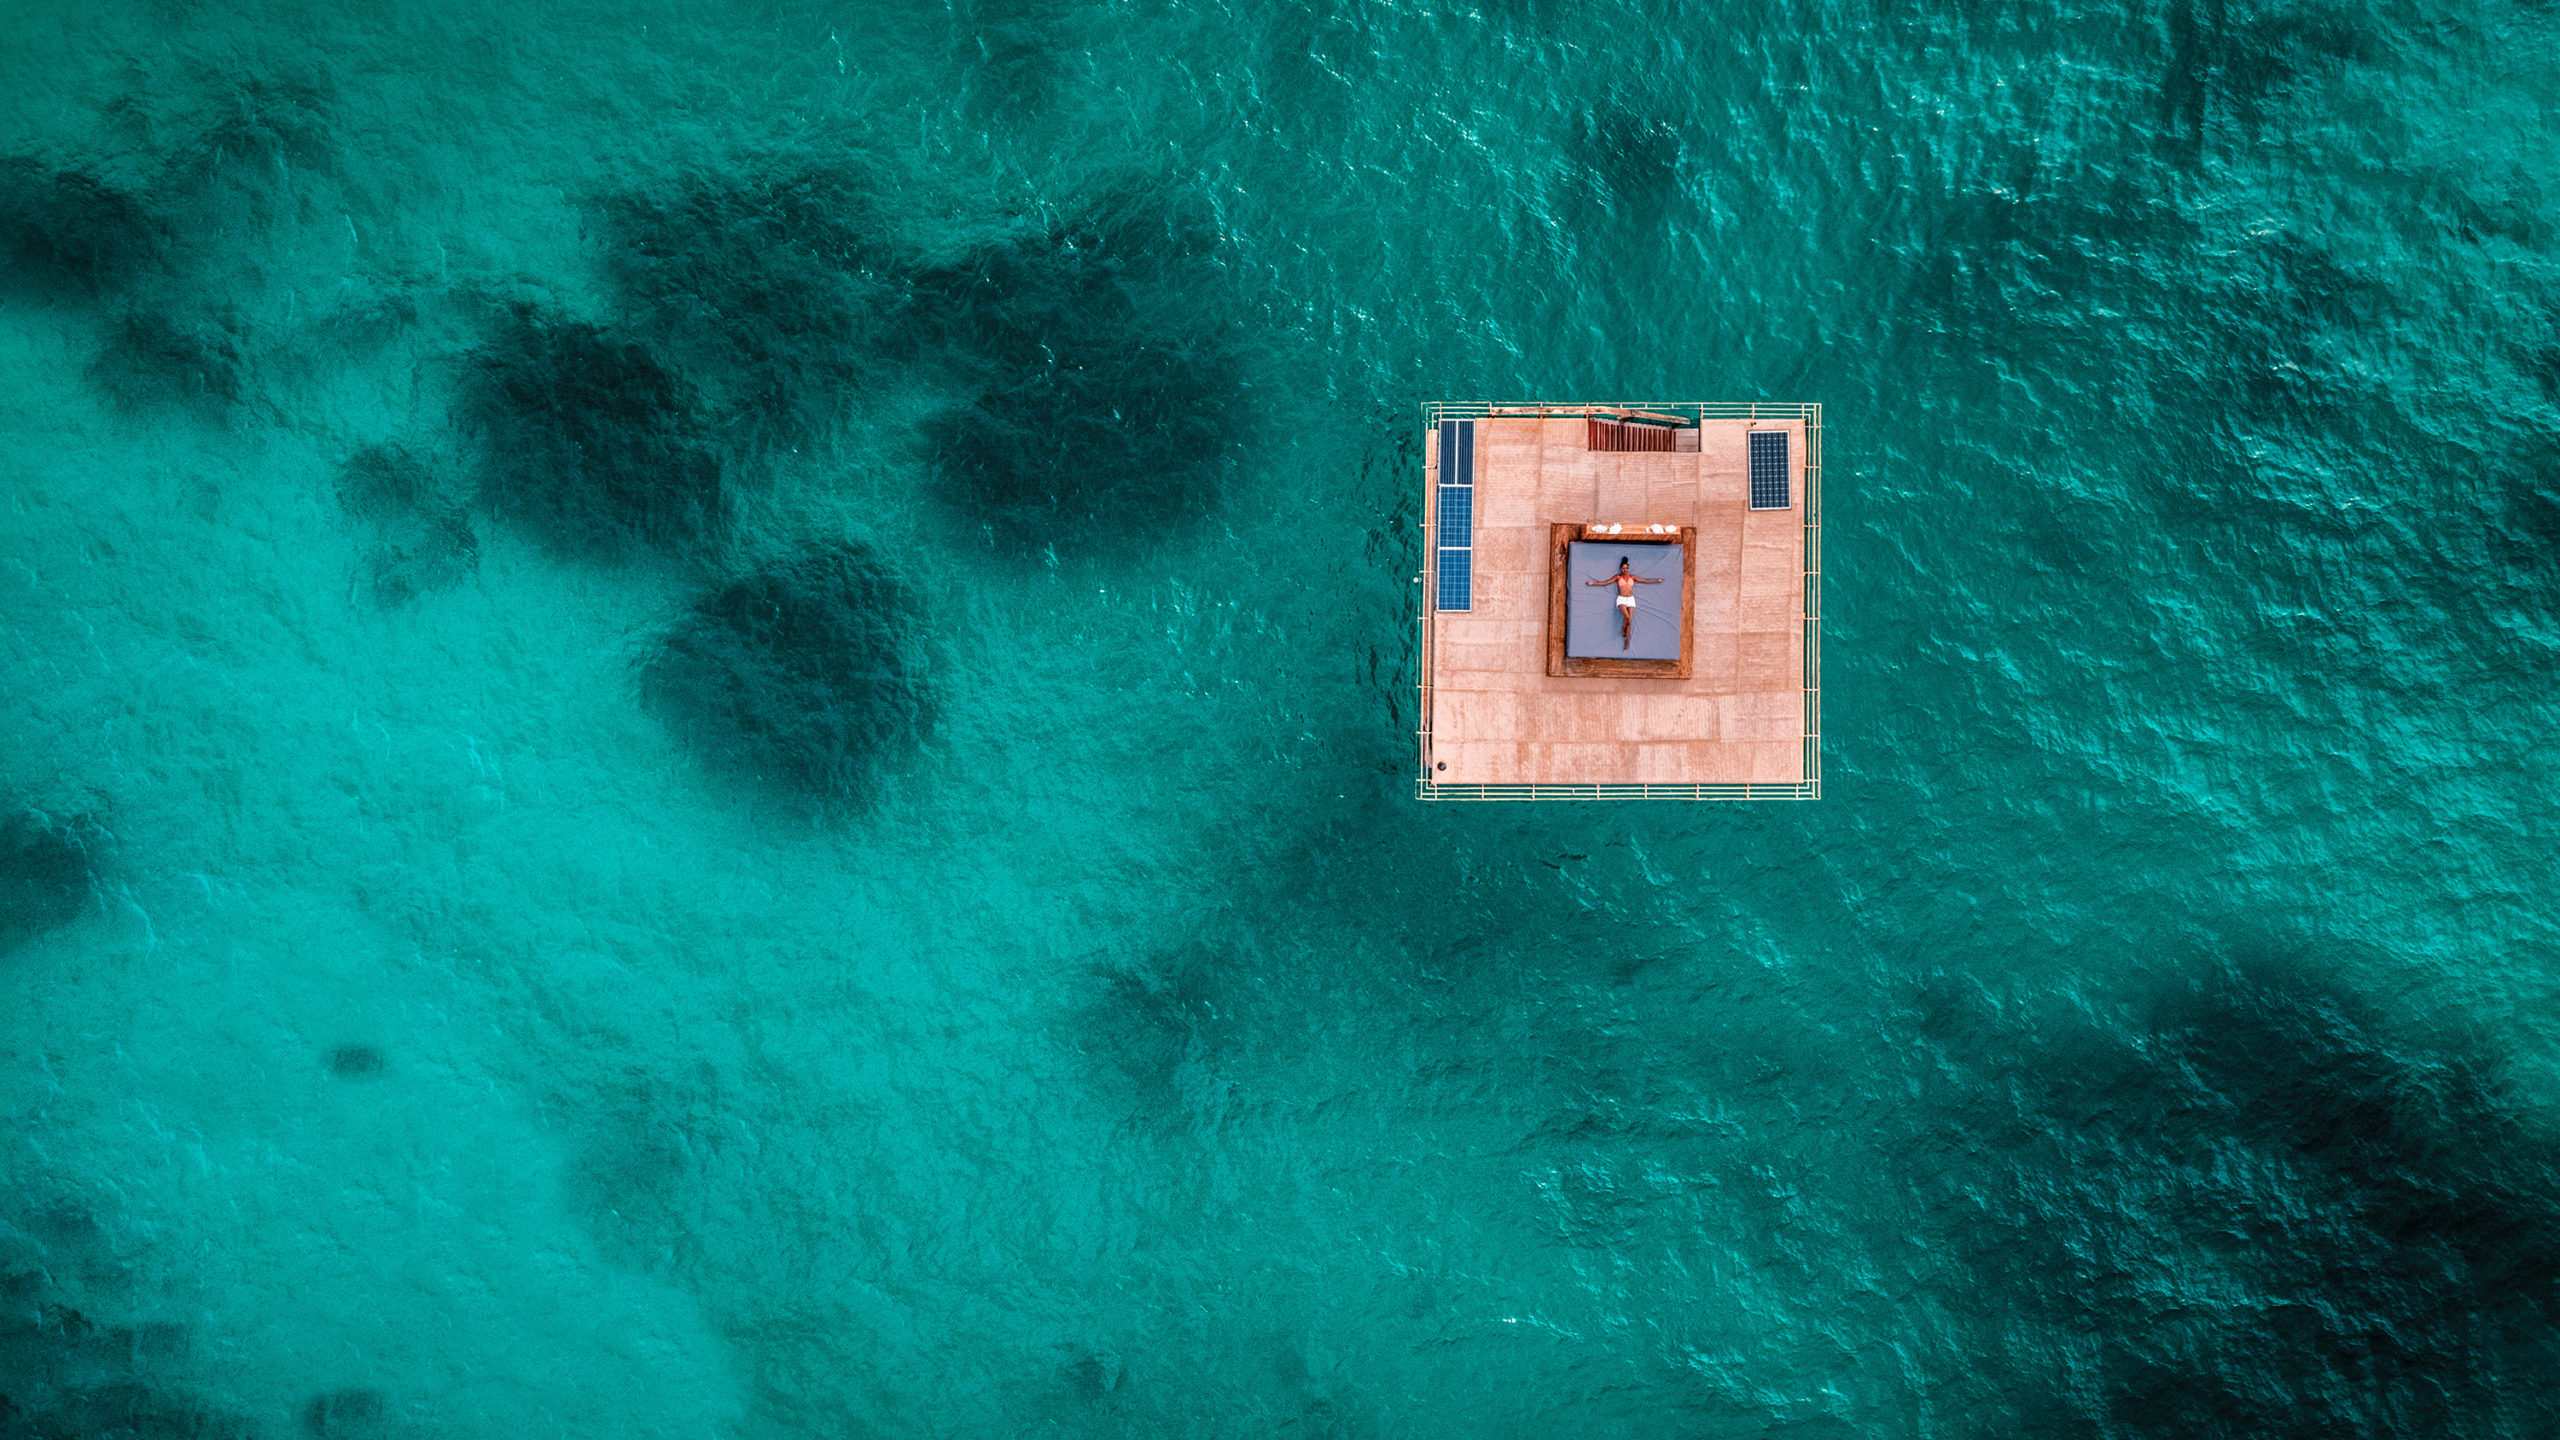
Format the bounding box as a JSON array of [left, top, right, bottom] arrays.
[[2, 0, 2558, 1435]]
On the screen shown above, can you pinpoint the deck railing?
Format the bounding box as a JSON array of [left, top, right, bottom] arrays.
[[1419, 782, 1820, 802], [1423, 400, 1821, 426], [1414, 400, 1824, 803]]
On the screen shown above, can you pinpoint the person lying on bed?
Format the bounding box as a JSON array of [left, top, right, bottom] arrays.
[[1586, 556, 1662, 650]]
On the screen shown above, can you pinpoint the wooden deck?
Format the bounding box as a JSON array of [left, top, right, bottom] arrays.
[[1418, 405, 1821, 800]]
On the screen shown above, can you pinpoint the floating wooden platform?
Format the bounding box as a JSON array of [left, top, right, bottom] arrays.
[[1417, 402, 1822, 801]]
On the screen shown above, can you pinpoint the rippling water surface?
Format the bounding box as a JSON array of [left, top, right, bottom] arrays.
[[4, 1, 2559, 1435]]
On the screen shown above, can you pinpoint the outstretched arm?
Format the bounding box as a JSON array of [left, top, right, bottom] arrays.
[[1636, 575, 1664, 583], [1584, 577, 1614, 586]]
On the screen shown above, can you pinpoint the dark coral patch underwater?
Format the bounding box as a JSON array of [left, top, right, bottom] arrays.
[[335, 444, 477, 607], [183, 76, 335, 177], [461, 311, 727, 561], [324, 1045, 386, 1079], [0, 806, 102, 954], [87, 309, 246, 417], [598, 166, 904, 450], [300, 1385, 390, 1437], [1901, 959, 2560, 1439], [0, 1213, 234, 1439], [640, 538, 932, 810], [1074, 942, 1248, 1105], [441, 171, 1253, 572], [0, 157, 163, 300], [912, 188, 1249, 549]]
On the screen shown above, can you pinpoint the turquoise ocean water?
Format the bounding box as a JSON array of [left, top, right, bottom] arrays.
[[4, 0, 2559, 1434]]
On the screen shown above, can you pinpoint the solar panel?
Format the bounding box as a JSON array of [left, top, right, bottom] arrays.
[[1434, 482, 1471, 537], [1748, 429, 1790, 510], [1437, 419, 1473, 490], [1434, 420, 1474, 610], [1436, 548, 1472, 610]]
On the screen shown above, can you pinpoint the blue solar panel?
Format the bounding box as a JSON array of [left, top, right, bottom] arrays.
[[1436, 548, 1472, 610], [1748, 430, 1790, 510], [1434, 483, 1471, 536], [1434, 419, 1474, 610], [1437, 419, 1473, 489]]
